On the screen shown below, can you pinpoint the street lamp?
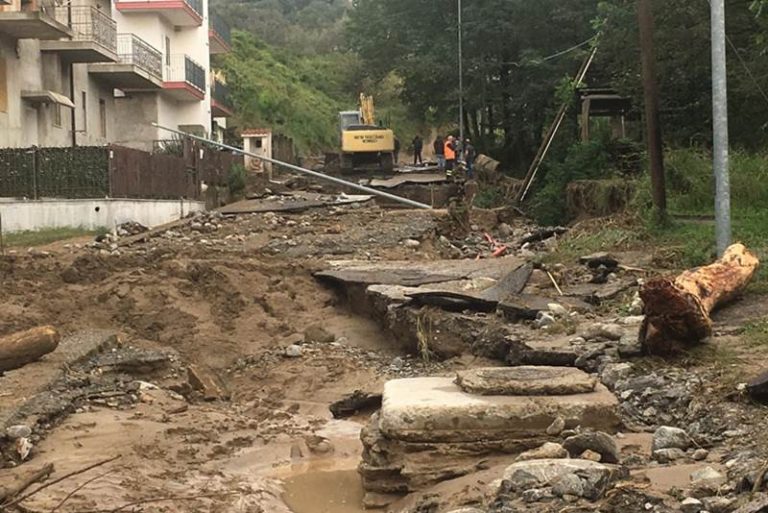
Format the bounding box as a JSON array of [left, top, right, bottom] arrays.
[[458, 0, 464, 147]]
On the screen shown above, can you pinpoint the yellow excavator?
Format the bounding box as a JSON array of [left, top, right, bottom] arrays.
[[329, 94, 395, 174]]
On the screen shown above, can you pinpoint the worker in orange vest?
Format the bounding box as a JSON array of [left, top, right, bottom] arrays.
[[444, 136, 456, 177]]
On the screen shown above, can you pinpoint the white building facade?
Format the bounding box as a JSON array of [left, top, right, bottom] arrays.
[[0, 0, 231, 150]]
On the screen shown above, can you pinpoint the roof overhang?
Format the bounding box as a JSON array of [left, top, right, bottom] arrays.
[[21, 90, 75, 108]]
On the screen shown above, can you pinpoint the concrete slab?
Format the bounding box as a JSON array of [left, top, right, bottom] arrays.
[[455, 366, 597, 396], [0, 330, 117, 430], [379, 376, 619, 443]]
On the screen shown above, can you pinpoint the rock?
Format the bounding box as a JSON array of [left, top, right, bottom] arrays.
[[546, 416, 566, 436], [629, 295, 644, 315], [535, 312, 557, 329], [548, 303, 568, 317], [516, 442, 569, 461], [653, 448, 686, 463], [501, 459, 622, 501], [498, 223, 514, 237], [600, 363, 633, 389], [521, 488, 554, 503], [580, 449, 603, 462], [618, 333, 643, 357], [303, 325, 335, 344], [582, 323, 625, 341], [446, 509, 486, 513], [652, 426, 691, 451], [580, 252, 619, 269], [690, 467, 726, 488], [5, 425, 32, 440], [404, 239, 421, 248], [732, 494, 768, 513], [455, 366, 597, 396], [285, 344, 303, 358], [620, 315, 646, 326], [693, 449, 710, 461], [681, 497, 704, 513], [552, 473, 584, 498], [746, 370, 768, 403], [187, 364, 230, 401], [702, 496, 735, 513], [563, 432, 619, 464]]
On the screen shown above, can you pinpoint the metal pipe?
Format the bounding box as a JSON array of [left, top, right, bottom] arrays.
[[711, 0, 731, 255], [152, 124, 433, 210]]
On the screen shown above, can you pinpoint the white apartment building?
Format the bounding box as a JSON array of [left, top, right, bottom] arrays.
[[0, 0, 231, 150]]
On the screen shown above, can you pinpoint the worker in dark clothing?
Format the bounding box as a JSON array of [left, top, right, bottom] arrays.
[[464, 139, 477, 179], [412, 135, 423, 166], [434, 136, 445, 173], [393, 137, 401, 164]]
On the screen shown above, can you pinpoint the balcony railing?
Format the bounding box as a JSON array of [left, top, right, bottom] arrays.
[[53, 6, 116, 52], [211, 78, 230, 107], [116, 33, 162, 79], [185, 0, 202, 18], [165, 54, 205, 92], [209, 11, 230, 45]]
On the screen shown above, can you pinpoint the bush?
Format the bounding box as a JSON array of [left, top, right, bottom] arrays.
[[228, 163, 246, 197]]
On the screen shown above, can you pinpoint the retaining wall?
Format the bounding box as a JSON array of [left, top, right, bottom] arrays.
[[0, 198, 205, 232]]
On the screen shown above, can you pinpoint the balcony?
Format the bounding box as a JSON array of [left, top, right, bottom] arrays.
[[89, 33, 163, 90], [163, 54, 205, 101], [114, 0, 202, 27], [0, 0, 71, 40], [211, 78, 232, 117], [208, 11, 230, 54], [40, 6, 117, 63]]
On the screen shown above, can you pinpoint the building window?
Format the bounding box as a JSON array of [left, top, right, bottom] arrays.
[[0, 57, 7, 113], [165, 36, 171, 66], [99, 99, 106, 137], [255, 138, 263, 148], [81, 91, 87, 132], [53, 104, 62, 127]]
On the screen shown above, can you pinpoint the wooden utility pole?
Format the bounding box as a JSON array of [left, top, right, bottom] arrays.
[[638, 0, 667, 214]]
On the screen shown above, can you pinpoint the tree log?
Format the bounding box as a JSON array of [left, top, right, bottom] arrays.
[[640, 243, 759, 355], [0, 326, 60, 372]]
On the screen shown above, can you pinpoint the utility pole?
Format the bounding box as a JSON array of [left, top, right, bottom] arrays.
[[458, 0, 464, 145], [637, 0, 667, 217], [711, 0, 731, 255]]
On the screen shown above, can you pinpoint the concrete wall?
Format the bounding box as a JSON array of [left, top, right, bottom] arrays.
[[0, 198, 205, 232], [113, 92, 161, 151], [0, 38, 74, 148]]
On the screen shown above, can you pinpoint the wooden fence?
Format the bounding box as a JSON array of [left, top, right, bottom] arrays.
[[0, 141, 242, 200]]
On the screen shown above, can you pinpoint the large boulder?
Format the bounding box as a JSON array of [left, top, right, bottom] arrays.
[[652, 426, 691, 451], [563, 432, 620, 464], [501, 459, 626, 501]]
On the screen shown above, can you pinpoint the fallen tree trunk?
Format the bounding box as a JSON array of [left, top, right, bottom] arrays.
[[0, 326, 60, 372], [640, 243, 759, 355]]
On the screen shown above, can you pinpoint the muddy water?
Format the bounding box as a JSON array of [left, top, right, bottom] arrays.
[[282, 469, 366, 513]]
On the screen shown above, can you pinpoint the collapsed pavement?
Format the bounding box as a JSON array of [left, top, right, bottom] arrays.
[[0, 183, 767, 513]]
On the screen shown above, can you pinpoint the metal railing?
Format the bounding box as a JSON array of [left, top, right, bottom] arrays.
[[19, 0, 56, 16], [52, 6, 117, 51], [211, 78, 230, 107], [165, 54, 205, 93], [209, 11, 231, 46], [116, 33, 162, 79]]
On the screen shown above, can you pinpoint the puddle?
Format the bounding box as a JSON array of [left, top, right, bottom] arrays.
[[282, 469, 366, 513], [635, 463, 724, 492]]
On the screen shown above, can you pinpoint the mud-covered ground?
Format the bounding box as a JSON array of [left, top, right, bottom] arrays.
[[1, 199, 767, 513]]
